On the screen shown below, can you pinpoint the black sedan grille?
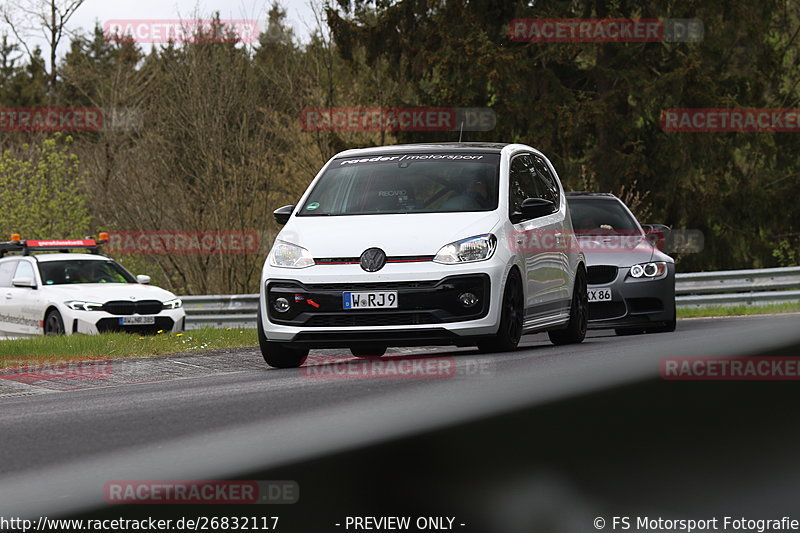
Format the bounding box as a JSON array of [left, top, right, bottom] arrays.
[[587, 265, 619, 285], [102, 300, 164, 315]]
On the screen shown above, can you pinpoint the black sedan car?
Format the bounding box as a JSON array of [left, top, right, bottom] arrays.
[[566, 192, 676, 335]]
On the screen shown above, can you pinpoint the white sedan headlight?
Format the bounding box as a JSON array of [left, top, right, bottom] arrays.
[[434, 234, 497, 264], [628, 262, 668, 279], [163, 298, 182, 309], [268, 240, 315, 269], [65, 301, 104, 311]]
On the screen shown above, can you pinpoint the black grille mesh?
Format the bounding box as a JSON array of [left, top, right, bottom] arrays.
[[587, 265, 619, 285], [102, 300, 163, 315]]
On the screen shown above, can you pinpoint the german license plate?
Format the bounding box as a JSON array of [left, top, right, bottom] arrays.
[[119, 316, 156, 325], [587, 288, 612, 302], [343, 291, 398, 309]]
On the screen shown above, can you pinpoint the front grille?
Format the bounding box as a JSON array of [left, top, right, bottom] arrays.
[[588, 301, 627, 320], [267, 275, 490, 326], [587, 265, 619, 285], [102, 300, 164, 315], [305, 312, 438, 327], [96, 316, 174, 334]]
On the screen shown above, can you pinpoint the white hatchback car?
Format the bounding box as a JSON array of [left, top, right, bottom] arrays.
[[0, 239, 185, 338], [259, 143, 587, 368]]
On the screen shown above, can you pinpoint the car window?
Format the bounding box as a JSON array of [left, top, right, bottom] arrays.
[[299, 153, 500, 216], [0, 260, 17, 287], [13, 261, 35, 281], [533, 155, 560, 206], [38, 260, 136, 285], [508, 154, 539, 218], [567, 198, 641, 234]]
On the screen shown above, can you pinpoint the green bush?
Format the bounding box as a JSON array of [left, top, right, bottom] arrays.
[[0, 134, 91, 240]]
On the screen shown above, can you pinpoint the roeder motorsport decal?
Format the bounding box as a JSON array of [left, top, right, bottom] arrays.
[[336, 154, 486, 166]]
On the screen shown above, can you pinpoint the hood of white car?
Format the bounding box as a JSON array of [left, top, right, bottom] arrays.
[[42, 283, 177, 303], [278, 212, 502, 257]]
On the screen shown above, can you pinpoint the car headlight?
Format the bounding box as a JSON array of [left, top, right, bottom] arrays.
[[268, 240, 315, 269], [628, 262, 668, 279], [163, 298, 182, 310], [434, 234, 497, 264], [65, 301, 104, 311]]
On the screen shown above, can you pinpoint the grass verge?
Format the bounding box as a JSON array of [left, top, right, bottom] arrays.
[[0, 328, 257, 370], [678, 302, 800, 318]]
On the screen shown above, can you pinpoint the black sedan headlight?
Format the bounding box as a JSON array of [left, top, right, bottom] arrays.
[[627, 262, 668, 279]]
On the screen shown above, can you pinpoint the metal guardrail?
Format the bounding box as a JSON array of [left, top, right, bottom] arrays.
[[182, 267, 800, 328], [181, 295, 259, 329], [675, 266, 800, 294], [674, 266, 800, 308]]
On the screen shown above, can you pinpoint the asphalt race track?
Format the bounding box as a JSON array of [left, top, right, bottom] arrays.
[[1, 313, 799, 530]]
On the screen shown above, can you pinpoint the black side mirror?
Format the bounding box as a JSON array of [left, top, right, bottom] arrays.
[[273, 205, 295, 225], [641, 223, 671, 236], [515, 198, 555, 222], [641, 224, 671, 249]]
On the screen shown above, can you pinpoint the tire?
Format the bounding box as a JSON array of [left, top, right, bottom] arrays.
[[44, 309, 65, 335], [548, 266, 588, 345], [257, 307, 308, 368], [350, 346, 387, 358], [476, 268, 523, 353]]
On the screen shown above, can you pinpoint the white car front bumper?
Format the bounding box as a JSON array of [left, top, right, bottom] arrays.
[[260, 259, 514, 346]]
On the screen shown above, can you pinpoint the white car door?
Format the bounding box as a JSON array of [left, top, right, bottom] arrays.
[[0, 259, 20, 337], [9, 259, 44, 336], [508, 153, 567, 320], [0, 259, 42, 337], [532, 154, 572, 309]]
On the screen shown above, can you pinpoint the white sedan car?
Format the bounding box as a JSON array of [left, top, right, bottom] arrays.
[[258, 143, 588, 368], [0, 251, 185, 338]]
